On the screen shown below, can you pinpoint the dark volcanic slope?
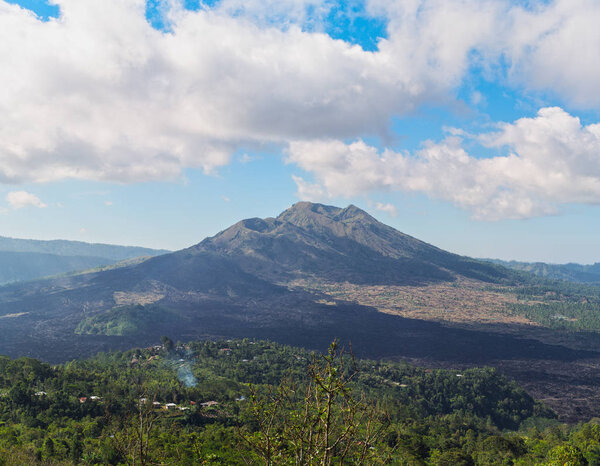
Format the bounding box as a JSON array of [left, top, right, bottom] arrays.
[[197, 202, 513, 285], [0, 203, 592, 369], [0, 202, 526, 358]]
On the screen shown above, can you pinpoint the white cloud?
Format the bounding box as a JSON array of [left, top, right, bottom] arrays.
[[6, 191, 47, 209], [369, 0, 600, 108], [0, 0, 599, 187], [502, 0, 600, 108], [291, 175, 326, 201], [0, 0, 436, 185], [374, 202, 397, 216], [289, 107, 600, 220], [104, 200, 113, 206]]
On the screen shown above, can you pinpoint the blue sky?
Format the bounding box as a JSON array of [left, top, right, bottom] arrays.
[[2, 0, 600, 263]]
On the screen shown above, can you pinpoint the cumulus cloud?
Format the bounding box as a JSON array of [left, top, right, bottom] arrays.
[[501, 0, 600, 108], [289, 107, 600, 220], [0, 0, 434, 184], [6, 191, 47, 209], [368, 0, 600, 108], [0, 0, 599, 187]]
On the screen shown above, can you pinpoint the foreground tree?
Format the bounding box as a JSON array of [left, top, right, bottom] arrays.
[[241, 340, 392, 465], [112, 397, 159, 465]]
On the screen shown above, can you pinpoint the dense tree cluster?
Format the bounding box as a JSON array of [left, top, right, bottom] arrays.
[[485, 280, 600, 332], [0, 339, 597, 464]]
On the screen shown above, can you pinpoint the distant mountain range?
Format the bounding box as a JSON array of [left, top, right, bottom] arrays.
[[0, 236, 169, 284], [486, 258, 600, 285]]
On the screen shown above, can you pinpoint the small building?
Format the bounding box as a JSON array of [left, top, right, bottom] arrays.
[[165, 403, 177, 410], [35, 391, 47, 396], [79, 397, 87, 403], [90, 396, 102, 401]]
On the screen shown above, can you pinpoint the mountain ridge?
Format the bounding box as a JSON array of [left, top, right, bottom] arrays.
[[0, 202, 586, 364], [0, 235, 170, 259], [0, 235, 170, 285], [486, 258, 600, 285], [195, 201, 514, 286], [0, 251, 114, 285]]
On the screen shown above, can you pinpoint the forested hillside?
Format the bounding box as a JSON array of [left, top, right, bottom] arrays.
[[1, 339, 598, 465]]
